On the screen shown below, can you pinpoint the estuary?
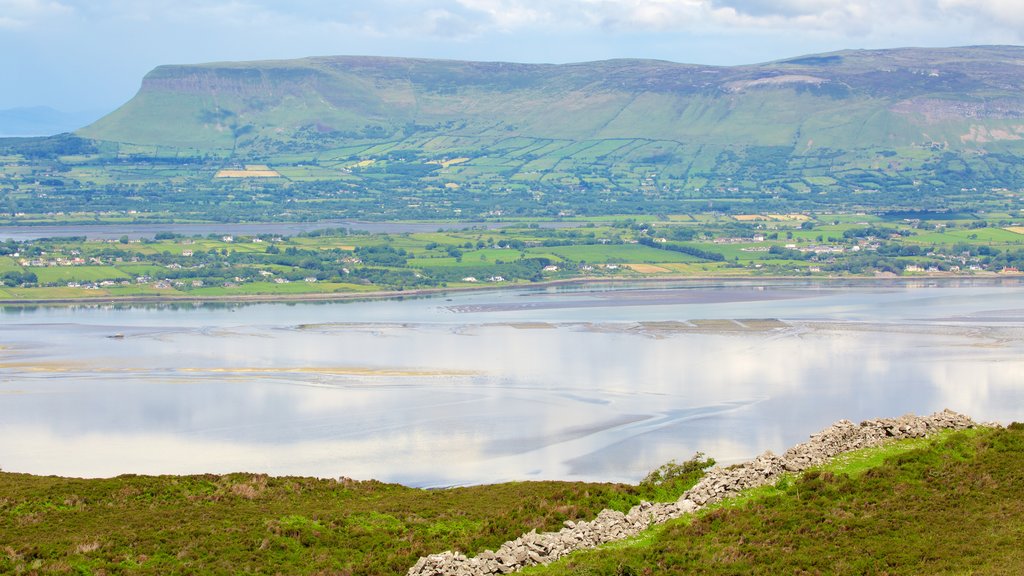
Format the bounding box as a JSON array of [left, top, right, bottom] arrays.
[[1, 279, 1022, 487]]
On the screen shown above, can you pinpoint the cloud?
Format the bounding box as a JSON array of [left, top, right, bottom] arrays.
[[709, 0, 857, 18], [456, 0, 551, 29], [26, 1, 1023, 44], [313, 0, 1022, 41], [421, 8, 489, 38], [0, 0, 73, 28], [940, 0, 1024, 28]]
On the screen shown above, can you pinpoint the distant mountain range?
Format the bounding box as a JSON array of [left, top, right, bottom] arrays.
[[0, 106, 104, 137], [79, 46, 1024, 154]]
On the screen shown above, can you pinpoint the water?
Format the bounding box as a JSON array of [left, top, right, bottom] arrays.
[[1, 279, 1022, 486]]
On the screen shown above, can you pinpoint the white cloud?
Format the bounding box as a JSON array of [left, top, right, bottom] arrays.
[[0, 0, 73, 28], [940, 0, 1024, 28], [455, 0, 550, 29], [29, 1, 1023, 43], [315, 0, 1022, 41]]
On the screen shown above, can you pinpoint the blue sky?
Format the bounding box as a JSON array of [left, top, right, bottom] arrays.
[[2, 0, 1023, 113]]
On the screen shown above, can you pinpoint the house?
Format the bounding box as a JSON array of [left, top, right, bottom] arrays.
[[462, 277, 479, 283]]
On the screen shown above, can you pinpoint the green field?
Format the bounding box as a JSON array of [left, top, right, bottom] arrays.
[[0, 256, 21, 273], [541, 244, 700, 264], [2, 212, 1023, 302], [28, 266, 131, 284], [188, 281, 377, 296]]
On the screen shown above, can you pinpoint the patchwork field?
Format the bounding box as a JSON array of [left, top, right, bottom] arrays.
[[215, 165, 282, 178]]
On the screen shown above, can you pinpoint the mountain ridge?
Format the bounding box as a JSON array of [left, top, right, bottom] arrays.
[[79, 45, 1024, 152]]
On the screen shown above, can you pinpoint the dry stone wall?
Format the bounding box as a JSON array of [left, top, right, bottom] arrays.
[[408, 409, 982, 576]]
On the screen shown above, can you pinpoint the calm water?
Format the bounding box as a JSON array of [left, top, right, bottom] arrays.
[[1, 279, 1023, 486]]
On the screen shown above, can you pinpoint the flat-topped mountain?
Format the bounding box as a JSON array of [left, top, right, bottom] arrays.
[[79, 46, 1024, 152], [3, 46, 1022, 222]]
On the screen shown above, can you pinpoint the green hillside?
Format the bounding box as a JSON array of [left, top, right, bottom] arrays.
[[1, 425, 1020, 575], [80, 47, 1024, 153], [4, 47, 1024, 223]]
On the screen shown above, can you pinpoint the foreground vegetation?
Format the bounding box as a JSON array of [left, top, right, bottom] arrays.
[[1, 426, 1019, 575], [527, 424, 1024, 576], [0, 456, 714, 575], [1, 210, 1023, 300]]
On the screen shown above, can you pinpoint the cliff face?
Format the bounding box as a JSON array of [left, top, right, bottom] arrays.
[[78, 47, 1024, 152]]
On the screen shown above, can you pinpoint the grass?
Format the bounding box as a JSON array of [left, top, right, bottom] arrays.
[[188, 281, 378, 296], [2, 427, 1017, 575], [541, 244, 700, 264], [910, 227, 1024, 246], [0, 256, 22, 273], [0, 467, 703, 576], [525, 425, 1024, 575], [28, 266, 131, 284]]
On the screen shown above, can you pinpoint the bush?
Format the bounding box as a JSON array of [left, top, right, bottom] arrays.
[[637, 452, 716, 502]]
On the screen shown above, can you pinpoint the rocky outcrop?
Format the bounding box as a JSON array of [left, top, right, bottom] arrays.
[[408, 410, 984, 576]]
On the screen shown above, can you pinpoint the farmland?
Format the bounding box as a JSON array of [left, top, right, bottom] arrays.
[[2, 210, 1022, 301], [4, 130, 1023, 225]]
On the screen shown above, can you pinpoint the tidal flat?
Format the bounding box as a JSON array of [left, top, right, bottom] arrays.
[[1, 279, 1022, 486]]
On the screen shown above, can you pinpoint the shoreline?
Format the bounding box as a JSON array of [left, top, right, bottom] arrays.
[[1, 273, 1020, 307]]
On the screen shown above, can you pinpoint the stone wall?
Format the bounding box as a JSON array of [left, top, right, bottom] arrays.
[[408, 409, 982, 576]]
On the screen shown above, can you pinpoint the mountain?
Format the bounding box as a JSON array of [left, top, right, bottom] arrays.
[[0, 106, 104, 137], [2, 46, 1019, 221], [79, 46, 1024, 153]]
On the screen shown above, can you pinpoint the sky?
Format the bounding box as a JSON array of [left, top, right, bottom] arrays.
[[2, 0, 1023, 114]]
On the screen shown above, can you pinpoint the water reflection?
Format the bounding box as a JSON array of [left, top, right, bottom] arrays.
[[1, 281, 1023, 486]]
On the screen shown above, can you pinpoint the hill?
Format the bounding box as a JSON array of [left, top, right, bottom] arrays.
[[81, 47, 1024, 153], [1, 420, 1020, 575], [4, 47, 1024, 222]]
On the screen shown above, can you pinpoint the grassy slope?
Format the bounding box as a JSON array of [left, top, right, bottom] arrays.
[[0, 473, 697, 576], [1, 426, 1020, 575], [526, 425, 1024, 576], [77, 48, 1024, 154]]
